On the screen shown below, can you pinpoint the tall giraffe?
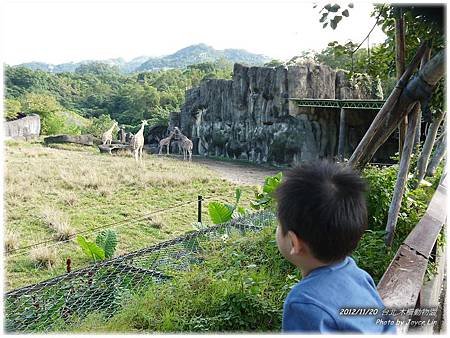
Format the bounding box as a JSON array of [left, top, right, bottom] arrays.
[[130, 120, 148, 162], [174, 127, 193, 161], [102, 121, 118, 145]]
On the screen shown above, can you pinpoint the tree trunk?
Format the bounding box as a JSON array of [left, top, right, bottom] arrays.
[[426, 130, 446, 176], [385, 104, 421, 246], [413, 110, 445, 188], [349, 45, 445, 171], [396, 11, 407, 158]]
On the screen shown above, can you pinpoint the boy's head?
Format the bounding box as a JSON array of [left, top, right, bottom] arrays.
[[275, 160, 368, 265]]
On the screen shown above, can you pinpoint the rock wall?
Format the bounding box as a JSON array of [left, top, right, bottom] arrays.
[[4, 114, 41, 140], [179, 62, 393, 165]]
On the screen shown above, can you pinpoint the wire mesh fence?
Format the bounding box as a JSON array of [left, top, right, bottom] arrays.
[[4, 210, 276, 333]]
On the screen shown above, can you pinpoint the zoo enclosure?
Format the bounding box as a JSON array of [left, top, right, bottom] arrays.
[[4, 211, 275, 333]]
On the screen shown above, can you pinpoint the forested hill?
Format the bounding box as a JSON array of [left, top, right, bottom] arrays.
[[4, 60, 235, 137], [15, 44, 271, 74]]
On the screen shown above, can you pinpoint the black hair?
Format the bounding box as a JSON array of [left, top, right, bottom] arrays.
[[275, 160, 368, 263]]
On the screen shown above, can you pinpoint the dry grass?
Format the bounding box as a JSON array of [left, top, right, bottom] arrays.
[[5, 230, 20, 253], [148, 215, 166, 229], [62, 191, 79, 207], [41, 208, 75, 241], [5, 140, 256, 289], [30, 246, 57, 269]]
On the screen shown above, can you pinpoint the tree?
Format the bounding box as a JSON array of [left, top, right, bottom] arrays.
[[4, 99, 22, 121], [264, 59, 284, 67], [21, 93, 64, 134]]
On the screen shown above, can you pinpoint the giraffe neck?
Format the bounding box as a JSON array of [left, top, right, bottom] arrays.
[[136, 124, 145, 136], [108, 124, 116, 133]]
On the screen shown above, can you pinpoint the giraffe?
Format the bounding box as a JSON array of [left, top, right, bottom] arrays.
[[158, 130, 175, 155], [174, 127, 193, 161], [130, 120, 148, 162], [102, 121, 118, 145]]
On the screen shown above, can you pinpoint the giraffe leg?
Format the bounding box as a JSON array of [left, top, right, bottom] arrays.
[[159, 145, 162, 155]]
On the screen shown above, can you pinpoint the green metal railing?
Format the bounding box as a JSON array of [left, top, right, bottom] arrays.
[[290, 98, 386, 110]]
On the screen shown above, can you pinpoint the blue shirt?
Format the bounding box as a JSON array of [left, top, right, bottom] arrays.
[[282, 256, 396, 334]]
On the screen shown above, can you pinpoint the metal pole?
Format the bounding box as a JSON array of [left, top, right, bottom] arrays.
[[337, 107, 346, 161], [197, 195, 202, 223]]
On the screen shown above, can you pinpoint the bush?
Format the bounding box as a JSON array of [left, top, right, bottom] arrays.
[[356, 164, 443, 283], [71, 226, 297, 332], [4, 98, 22, 121], [81, 114, 116, 138]]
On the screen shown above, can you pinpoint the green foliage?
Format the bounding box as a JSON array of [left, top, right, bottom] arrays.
[[208, 188, 244, 224], [20, 92, 75, 135], [251, 172, 282, 211], [263, 60, 284, 67], [4, 98, 22, 120], [69, 163, 443, 332], [5, 59, 233, 131], [357, 164, 443, 282], [81, 114, 116, 138], [77, 235, 105, 262], [371, 4, 444, 112], [77, 229, 117, 261], [95, 230, 118, 259], [72, 226, 297, 332]]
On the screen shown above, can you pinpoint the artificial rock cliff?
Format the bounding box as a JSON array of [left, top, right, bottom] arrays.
[[176, 62, 395, 165]]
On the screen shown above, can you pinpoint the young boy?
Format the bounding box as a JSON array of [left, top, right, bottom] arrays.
[[275, 160, 396, 333]]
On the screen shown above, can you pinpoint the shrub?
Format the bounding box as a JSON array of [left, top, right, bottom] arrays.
[[81, 114, 116, 138], [4, 98, 22, 121], [72, 226, 298, 332], [208, 188, 244, 224], [77, 229, 118, 262]]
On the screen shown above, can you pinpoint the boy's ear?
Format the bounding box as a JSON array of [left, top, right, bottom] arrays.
[[288, 231, 306, 256]]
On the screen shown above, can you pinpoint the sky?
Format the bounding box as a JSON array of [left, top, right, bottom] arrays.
[[2, 0, 389, 65]]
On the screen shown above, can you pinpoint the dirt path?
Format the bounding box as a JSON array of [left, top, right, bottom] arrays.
[[174, 155, 282, 186]]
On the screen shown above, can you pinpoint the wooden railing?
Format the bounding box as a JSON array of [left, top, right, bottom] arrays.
[[377, 173, 447, 333]]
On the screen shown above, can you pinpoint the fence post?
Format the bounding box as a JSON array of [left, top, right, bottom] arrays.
[[197, 195, 202, 224], [66, 258, 71, 273]]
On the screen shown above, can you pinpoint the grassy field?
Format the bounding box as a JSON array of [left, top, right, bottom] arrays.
[[4, 139, 258, 290]]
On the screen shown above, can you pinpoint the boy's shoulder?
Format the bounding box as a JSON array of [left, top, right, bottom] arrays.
[[282, 257, 395, 333], [286, 257, 378, 307]]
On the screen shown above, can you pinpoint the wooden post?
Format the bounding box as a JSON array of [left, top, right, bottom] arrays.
[[385, 103, 421, 246], [337, 107, 346, 161], [385, 47, 432, 247], [413, 110, 445, 188], [414, 48, 433, 151], [197, 195, 202, 224], [396, 9, 407, 159], [426, 130, 446, 176], [348, 44, 443, 171]]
